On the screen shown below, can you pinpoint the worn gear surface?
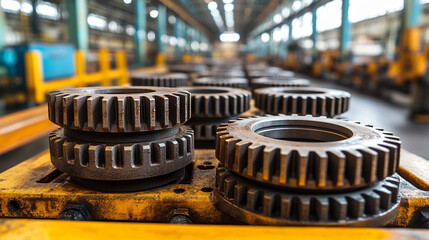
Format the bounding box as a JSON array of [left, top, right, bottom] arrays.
[[185, 87, 251, 118], [216, 115, 401, 191], [215, 168, 400, 226], [251, 77, 310, 90], [130, 72, 188, 87], [254, 87, 350, 117], [192, 77, 249, 90], [47, 87, 191, 133], [49, 126, 194, 181]]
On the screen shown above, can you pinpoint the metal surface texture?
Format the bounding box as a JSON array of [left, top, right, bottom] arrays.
[[199, 70, 246, 78], [169, 63, 207, 74], [254, 87, 351, 117], [192, 77, 249, 90], [49, 126, 194, 181], [215, 168, 400, 226], [130, 72, 188, 87], [216, 115, 401, 191], [47, 87, 191, 133], [186, 87, 251, 118], [251, 77, 311, 91]]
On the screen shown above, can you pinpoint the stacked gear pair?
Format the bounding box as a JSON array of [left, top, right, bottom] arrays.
[[214, 115, 401, 226], [47, 87, 194, 192], [184, 86, 251, 149]]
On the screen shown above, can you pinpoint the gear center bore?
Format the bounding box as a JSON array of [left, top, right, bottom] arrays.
[[251, 119, 354, 142]]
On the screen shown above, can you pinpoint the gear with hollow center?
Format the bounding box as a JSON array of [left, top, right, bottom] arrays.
[[247, 70, 294, 81], [47, 87, 191, 133], [216, 115, 401, 191], [251, 77, 310, 91], [186, 86, 251, 118], [214, 167, 400, 226], [254, 87, 351, 117], [192, 77, 249, 90], [130, 72, 188, 87]]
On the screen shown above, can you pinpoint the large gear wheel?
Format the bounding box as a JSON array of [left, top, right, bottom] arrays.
[[254, 87, 351, 117], [216, 115, 401, 191], [169, 63, 207, 73], [251, 77, 310, 90], [215, 167, 400, 226], [49, 126, 194, 181], [47, 87, 191, 133], [199, 70, 245, 78], [192, 77, 249, 90], [248, 70, 294, 81], [130, 72, 188, 87], [185, 86, 251, 118]]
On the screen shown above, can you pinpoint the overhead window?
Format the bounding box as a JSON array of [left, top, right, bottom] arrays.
[[349, 0, 403, 23], [292, 12, 312, 39], [316, 0, 342, 32]]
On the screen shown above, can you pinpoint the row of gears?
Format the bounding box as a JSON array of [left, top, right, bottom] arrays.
[[45, 61, 401, 227]]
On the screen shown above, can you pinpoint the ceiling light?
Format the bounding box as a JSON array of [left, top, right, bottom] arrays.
[[149, 9, 158, 18], [261, 32, 270, 43], [273, 13, 282, 24], [223, 0, 233, 3], [224, 3, 234, 11], [123, 0, 132, 4], [219, 31, 240, 42], [208, 1, 217, 11]]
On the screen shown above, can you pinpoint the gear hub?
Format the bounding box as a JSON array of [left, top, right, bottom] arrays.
[[47, 87, 194, 192]]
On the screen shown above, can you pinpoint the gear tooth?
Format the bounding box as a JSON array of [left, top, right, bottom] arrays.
[[235, 141, 252, 174], [328, 150, 346, 187], [216, 170, 230, 192], [246, 188, 261, 211], [224, 138, 241, 169], [217, 134, 234, 163], [261, 147, 280, 182], [369, 146, 390, 180], [296, 197, 310, 221], [62, 95, 75, 127], [131, 96, 141, 131], [47, 93, 57, 122], [101, 96, 114, 132], [75, 143, 90, 166], [280, 195, 292, 219], [54, 94, 68, 125], [329, 196, 347, 221], [262, 193, 276, 216], [63, 141, 76, 164], [215, 130, 230, 158], [296, 150, 310, 187], [123, 145, 134, 168], [165, 94, 180, 127], [105, 145, 123, 169], [117, 97, 126, 132], [141, 96, 156, 130], [314, 151, 328, 188], [89, 144, 106, 168], [383, 179, 399, 200], [374, 187, 392, 210], [362, 192, 381, 215], [278, 150, 289, 185], [247, 144, 265, 178], [225, 176, 237, 198], [153, 95, 169, 128], [346, 195, 365, 218], [166, 139, 179, 161], [234, 183, 247, 205], [344, 149, 363, 186], [87, 96, 102, 131], [379, 142, 400, 175], [358, 148, 378, 183], [313, 197, 329, 221]]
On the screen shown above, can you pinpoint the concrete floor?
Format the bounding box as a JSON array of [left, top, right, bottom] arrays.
[[0, 80, 428, 173], [311, 79, 429, 160]]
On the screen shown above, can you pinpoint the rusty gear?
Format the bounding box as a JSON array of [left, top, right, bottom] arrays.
[[130, 72, 188, 87], [216, 115, 401, 191], [215, 167, 400, 226], [47, 87, 191, 133], [192, 77, 249, 90], [254, 87, 350, 117], [248, 70, 294, 80], [49, 126, 194, 181], [251, 77, 310, 90], [186, 87, 251, 118], [169, 63, 207, 73], [199, 70, 246, 78]]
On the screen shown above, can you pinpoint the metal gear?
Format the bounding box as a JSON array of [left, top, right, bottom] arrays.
[[216, 115, 401, 191], [187, 117, 236, 149], [185, 86, 251, 118], [215, 167, 400, 226], [247, 70, 294, 81], [254, 87, 351, 117], [199, 70, 246, 78], [49, 126, 194, 181], [130, 72, 188, 87], [47, 87, 191, 133], [251, 77, 310, 91], [192, 77, 249, 90], [169, 63, 207, 73]]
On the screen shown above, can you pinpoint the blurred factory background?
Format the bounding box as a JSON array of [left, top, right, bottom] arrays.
[[0, 0, 428, 170]]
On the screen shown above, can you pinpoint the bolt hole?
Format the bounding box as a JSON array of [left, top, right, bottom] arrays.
[[202, 161, 212, 165], [174, 188, 185, 194], [197, 165, 215, 170], [8, 200, 21, 212], [201, 187, 213, 192]]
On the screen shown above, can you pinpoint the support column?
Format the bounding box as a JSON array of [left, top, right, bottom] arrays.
[[404, 0, 421, 27], [135, 0, 147, 67], [312, 5, 318, 59], [157, 3, 167, 54], [340, 0, 351, 58], [0, 7, 5, 49], [67, 0, 89, 55]]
